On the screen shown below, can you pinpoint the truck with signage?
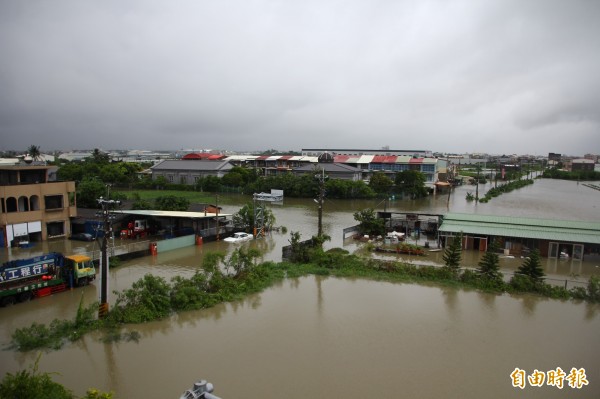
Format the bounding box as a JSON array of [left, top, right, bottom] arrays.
[[0, 252, 96, 307]]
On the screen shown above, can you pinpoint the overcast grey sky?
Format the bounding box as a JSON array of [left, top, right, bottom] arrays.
[[1, 0, 599, 156]]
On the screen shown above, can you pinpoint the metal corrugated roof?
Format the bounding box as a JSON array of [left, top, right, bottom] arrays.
[[334, 155, 350, 163], [439, 213, 600, 244], [395, 156, 413, 163], [356, 155, 375, 164], [120, 210, 232, 219], [151, 160, 232, 171]]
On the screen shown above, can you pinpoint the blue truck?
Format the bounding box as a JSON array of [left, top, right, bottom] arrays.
[[0, 252, 96, 307]]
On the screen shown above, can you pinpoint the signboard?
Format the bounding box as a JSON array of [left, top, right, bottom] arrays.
[[0, 260, 51, 282]]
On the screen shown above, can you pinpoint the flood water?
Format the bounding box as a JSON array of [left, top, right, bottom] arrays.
[[1, 178, 600, 398]]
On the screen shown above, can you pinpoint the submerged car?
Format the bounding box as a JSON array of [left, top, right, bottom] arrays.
[[69, 233, 95, 241], [223, 232, 252, 243]]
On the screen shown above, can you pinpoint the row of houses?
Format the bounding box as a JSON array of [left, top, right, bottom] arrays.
[[150, 152, 444, 188], [3, 160, 598, 261]]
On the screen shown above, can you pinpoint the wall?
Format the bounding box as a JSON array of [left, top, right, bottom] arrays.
[[156, 234, 196, 253]]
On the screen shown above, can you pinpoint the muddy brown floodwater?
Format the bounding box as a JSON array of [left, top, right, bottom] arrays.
[[1, 178, 599, 398]]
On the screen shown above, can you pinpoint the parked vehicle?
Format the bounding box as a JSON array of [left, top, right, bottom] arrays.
[[69, 232, 95, 241], [223, 232, 252, 243], [122, 219, 149, 239], [0, 253, 96, 307]]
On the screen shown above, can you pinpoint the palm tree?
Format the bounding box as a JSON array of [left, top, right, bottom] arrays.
[[27, 145, 41, 162]]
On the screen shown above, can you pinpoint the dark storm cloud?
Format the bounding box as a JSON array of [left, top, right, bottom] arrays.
[[0, 0, 599, 155]]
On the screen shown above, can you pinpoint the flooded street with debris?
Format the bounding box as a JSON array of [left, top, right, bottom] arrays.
[[1, 178, 600, 398]]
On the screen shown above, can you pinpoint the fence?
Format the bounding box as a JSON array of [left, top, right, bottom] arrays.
[[81, 240, 152, 263]]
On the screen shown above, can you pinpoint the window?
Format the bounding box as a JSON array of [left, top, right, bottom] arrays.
[[46, 221, 65, 237], [44, 195, 64, 210]]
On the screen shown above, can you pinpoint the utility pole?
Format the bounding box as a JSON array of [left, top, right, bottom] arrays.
[[253, 193, 265, 238], [215, 194, 220, 240], [475, 162, 480, 202], [97, 194, 120, 318], [315, 168, 327, 238]]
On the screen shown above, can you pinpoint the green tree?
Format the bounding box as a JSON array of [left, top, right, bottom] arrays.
[[225, 166, 259, 186], [99, 163, 126, 185], [443, 233, 463, 276], [322, 179, 375, 199], [516, 249, 545, 283], [131, 193, 152, 210], [221, 170, 244, 187], [247, 172, 318, 198], [232, 202, 276, 232], [57, 161, 85, 182], [353, 208, 385, 236], [225, 247, 261, 277], [90, 148, 110, 164], [195, 175, 222, 192], [153, 175, 168, 189], [154, 195, 190, 211], [77, 177, 107, 208], [395, 170, 428, 199], [287, 231, 311, 263], [477, 239, 502, 281], [369, 171, 394, 195], [110, 274, 172, 323], [27, 145, 42, 162]]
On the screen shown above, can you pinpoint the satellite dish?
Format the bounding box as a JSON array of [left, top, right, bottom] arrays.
[[24, 154, 33, 164]]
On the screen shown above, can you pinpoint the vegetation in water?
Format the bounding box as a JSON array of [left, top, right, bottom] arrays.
[[542, 167, 600, 181], [11, 295, 101, 351], [0, 353, 113, 399], [9, 244, 600, 353], [232, 202, 276, 232], [477, 179, 534, 203], [353, 208, 385, 236]]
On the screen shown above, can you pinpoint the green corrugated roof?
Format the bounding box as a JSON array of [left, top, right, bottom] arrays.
[[439, 213, 600, 244]]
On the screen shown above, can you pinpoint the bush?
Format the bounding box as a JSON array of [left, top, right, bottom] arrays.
[[509, 274, 540, 292], [587, 275, 600, 301], [0, 355, 113, 399], [110, 274, 172, 323]]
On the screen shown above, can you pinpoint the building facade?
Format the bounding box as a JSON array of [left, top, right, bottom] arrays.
[[569, 159, 596, 172], [150, 160, 234, 185], [301, 148, 433, 158], [0, 165, 77, 247]]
